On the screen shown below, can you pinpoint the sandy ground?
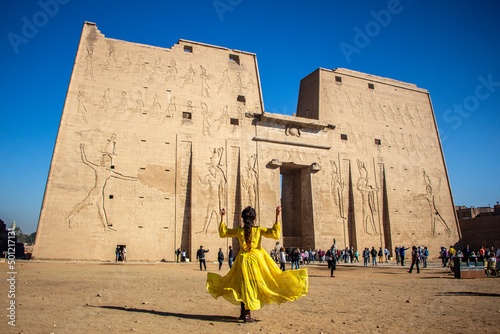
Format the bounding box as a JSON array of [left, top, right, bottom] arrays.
[[1, 259, 499, 334]]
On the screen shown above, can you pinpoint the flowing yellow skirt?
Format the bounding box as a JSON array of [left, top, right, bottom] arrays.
[[207, 247, 308, 310]]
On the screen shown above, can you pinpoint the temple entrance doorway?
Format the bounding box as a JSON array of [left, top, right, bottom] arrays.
[[280, 163, 315, 251]]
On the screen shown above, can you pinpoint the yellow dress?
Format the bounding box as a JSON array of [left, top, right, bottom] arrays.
[[206, 221, 308, 310]]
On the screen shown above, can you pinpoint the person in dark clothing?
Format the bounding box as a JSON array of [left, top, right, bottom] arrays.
[[371, 247, 378, 265], [291, 249, 300, 270], [196, 245, 209, 270], [399, 246, 409, 266], [408, 246, 420, 273], [327, 246, 337, 277], [218, 248, 224, 270], [228, 246, 234, 269]]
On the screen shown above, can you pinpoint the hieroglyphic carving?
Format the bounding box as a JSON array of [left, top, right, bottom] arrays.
[[332, 90, 343, 114], [146, 94, 161, 118], [179, 64, 196, 88], [354, 93, 364, 117], [119, 51, 132, 75], [243, 154, 258, 208], [415, 169, 452, 237], [95, 88, 111, 117], [234, 72, 243, 92], [164, 60, 178, 82], [403, 104, 416, 127], [129, 91, 144, 120], [377, 103, 387, 121], [197, 147, 227, 234], [66, 143, 137, 231], [201, 102, 212, 136], [356, 160, 379, 235], [216, 105, 229, 130], [344, 92, 355, 115], [84, 46, 95, 80], [186, 100, 194, 113], [330, 161, 345, 219], [77, 91, 88, 122], [101, 40, 117, 78], [147, 58, 162, 84], [114, 91, 128, 116], [200, 65, 213, 97], [217, 69, 230, 93], [134, 55, 147, 76], [163, 96, 176, 121], [101, 133, 117, 155], [367, 101, 378, 120]]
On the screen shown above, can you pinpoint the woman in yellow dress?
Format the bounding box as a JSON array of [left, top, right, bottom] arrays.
[[207, 206, 309, 322]]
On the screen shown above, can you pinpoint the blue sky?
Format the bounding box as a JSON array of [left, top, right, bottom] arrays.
[[1, 0, 499, 234]]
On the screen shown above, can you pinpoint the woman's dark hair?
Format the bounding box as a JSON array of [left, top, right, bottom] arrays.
[[242, 206, 256, 243]]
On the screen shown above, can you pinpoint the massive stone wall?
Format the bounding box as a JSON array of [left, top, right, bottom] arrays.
[[34, 22, 460, 262], [297, 68, 461, 253]]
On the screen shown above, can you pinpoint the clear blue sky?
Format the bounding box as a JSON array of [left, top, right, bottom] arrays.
[[1, 0, 499, 234]]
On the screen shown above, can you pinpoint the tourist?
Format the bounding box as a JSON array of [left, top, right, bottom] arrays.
[[121, 246, 127, 262], [270, 249, 276, 262], [291, 249, 300, 269], [422, 246, 428, 268], [479, 246, 485, 261], [378, 247, 383, 263], [395, 246, 400, 265], [228, 246, 233, 268], [463, 245, 471, 258], [440, 247, 448, 267], [115, 246, 120, 263], [328, 245, 337, 277], [384, 247, 390, 263], [175, 248, 181, 263], [279, 247, 286, 271], [371, 247, 378, 266], [218, 248, 224, 271], [353, 249, 359, 263], [207, 206, 308, 323], [318, 249, 325, 263], [399, 246, 409, 266], [363, 248, 370, 267], [408, 246, 420, 274], [181, 249, 186, 262], [196, 245, 209, 271]]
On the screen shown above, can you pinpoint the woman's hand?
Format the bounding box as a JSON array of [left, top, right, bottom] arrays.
[[276, 206, 282, 216], [220, 208, 226, 216]]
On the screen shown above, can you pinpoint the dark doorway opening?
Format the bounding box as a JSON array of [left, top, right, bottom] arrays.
[[280, 163, 314, 250]]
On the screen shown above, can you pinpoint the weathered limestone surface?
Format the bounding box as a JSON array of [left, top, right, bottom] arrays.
[[34, 22, 460, 262]]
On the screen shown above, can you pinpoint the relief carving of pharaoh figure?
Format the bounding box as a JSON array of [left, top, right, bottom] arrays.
[[243, 154, 259, 208], [66, 143, 137, 231], [415, 169, 452, 237], [330, 161, 345, 219], [197, 148, 227, 234], [356, 160, 379, 236]]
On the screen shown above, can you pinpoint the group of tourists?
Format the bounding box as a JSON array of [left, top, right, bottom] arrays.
[[175, 248, 187, 263], [114, 245, 127, 262], [439, 244, 500, 267]]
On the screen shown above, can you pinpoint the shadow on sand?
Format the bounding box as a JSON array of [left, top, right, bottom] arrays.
[[86, 305, 242, 323], [436, 291, 500, 298]]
